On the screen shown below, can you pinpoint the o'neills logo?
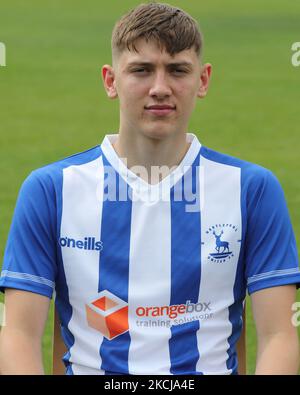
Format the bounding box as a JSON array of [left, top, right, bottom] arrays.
[[59, 237, 103, 251], [136, 300, 211, 320]]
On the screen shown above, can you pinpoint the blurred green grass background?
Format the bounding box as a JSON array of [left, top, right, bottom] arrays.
[[0, 0, 299, 375]]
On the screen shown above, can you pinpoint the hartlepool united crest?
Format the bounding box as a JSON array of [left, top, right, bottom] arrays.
[[205, 224, 239, 263]]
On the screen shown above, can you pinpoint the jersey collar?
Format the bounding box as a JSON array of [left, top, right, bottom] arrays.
[[101, 133, 201, 199]]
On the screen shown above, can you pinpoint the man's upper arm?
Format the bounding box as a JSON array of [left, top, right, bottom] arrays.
[[251, 285, 300, 375], [0, 170, 57, 299], [250, 285, 297, 337], [3, 289, 51, 339], [244, 169, 300, 295]]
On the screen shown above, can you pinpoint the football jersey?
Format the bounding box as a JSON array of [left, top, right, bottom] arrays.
[[1, 133, 300, 375]]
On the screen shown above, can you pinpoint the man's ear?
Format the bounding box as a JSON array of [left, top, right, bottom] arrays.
[[197, 63, 212, 99], [102, 65, 118, 99]]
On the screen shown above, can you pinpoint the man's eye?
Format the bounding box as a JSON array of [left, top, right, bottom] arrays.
[[172, 69, 187, 74], [132, 68, 149, 73]]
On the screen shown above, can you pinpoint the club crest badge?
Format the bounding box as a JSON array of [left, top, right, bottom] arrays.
[[205, 224, 239, 263]]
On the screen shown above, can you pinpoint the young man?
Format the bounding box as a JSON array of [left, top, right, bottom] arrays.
[[0, 2, 300, 375]]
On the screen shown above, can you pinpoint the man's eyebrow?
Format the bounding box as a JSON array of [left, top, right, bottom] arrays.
[[167, 62, 194, 68], [126, 61, 194, 68]]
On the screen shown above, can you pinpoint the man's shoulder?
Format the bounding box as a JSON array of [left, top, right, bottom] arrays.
[[200, 145, 275, 187], [31, 145, 102, 180], [22, 145, 103, 194]]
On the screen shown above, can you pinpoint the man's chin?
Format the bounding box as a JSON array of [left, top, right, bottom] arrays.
[[144, 132, 173, 141], [141, 126, 178, 141]]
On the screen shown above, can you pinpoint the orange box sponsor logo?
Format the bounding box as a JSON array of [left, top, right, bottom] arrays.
[[86, 290, 128, 340]]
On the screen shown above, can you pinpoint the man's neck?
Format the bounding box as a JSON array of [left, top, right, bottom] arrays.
[[112, 130, 191, 185]]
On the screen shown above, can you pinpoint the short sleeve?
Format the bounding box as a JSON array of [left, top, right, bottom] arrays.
[[0, 171, 58, 299], [244, 169, 300, 295]]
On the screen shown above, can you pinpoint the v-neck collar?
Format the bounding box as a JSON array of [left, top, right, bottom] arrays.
[[101, 133, 201, 198]]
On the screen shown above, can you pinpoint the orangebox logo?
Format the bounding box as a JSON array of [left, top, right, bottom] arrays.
[[86, 290, 129, 340], [136, 300, 212, 319]]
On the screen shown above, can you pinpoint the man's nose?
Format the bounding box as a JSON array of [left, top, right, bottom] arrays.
[[149, 72, 172, 98]]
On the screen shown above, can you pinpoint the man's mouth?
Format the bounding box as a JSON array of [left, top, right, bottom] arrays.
[[144, 105, 176, 116]]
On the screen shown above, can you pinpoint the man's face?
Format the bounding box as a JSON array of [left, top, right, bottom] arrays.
[[103, 39, 211, 141]]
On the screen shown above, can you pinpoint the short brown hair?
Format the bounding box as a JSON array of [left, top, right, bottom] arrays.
[[111, 2, 203, 59]]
